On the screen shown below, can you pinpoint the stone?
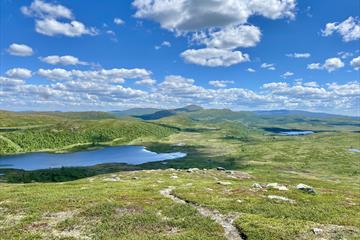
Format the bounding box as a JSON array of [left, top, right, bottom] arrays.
[[218, 181, 232, 186], [267, 195, 295, 203], [312, 228, 323, 235], [216, 167, 225, 171], [296, 183, 316, 194], [170, 175, 178, 179], [252, 183, 262, 189], [266, 183, 288, 191], [187, 168, 199, 173]]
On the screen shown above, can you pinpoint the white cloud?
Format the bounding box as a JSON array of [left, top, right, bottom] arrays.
[[7, 43, 33, 56], [303, 81, 319, 87], [247, 68, 256, 72], [307, 57, 344, 72], [21, 0, 96, 37], [37, 68, 72, 81], [40, 55, 87, 65], [5, 68, 32, 79], [281, 71, 294, 78], [261, 63, 276, 70], [194, 25, 261, 50], [133, 0, 296, 32], [155, 41, 171, 50], [337, 51, 353, 59], [322, 16, 360, 42], [35, 18, 97, 37], [323, 58, 345, 72], [133, 0, 297, 67], [286, 53, 311, 58], [209, 80, 234, 88], [307, 63, 322, 70], [114, 18, 125, 25], [0, 77, 25, 87], [21, 0, 73, 19], [37, 68, 152, 82], [1, 69, 359, 115], [350, 56, 360, 70], [135, 79, 157, 86], [181, 48, 249, 67]]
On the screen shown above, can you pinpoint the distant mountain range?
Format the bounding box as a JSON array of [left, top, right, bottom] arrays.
[[109, 105, 358, 121]]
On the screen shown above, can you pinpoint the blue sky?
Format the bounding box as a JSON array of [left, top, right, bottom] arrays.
[[1, 0, 359, 115]]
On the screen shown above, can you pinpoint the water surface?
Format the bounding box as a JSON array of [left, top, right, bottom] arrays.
[[0, 146, 186, 171], [279, 131, 314, 136]]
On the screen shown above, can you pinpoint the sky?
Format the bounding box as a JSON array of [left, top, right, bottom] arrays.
[[0, 0, 359, 115]]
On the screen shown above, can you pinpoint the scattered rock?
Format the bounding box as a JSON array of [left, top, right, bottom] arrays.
[[236, 200, 243, 203], [205, 188, 213, 191], [103, 177, 120, 182], [217, 167, 226, 171], [218, 181, 232, 186], [267, 195, 295, 203], [132, 177, 139, 180], [156, 180, 164, 184], [312, 228, 323, 235], [187, 168, 199, 173], [296, 183, 316, 194], [170, 175, 178, 179], [252, 183, 262, 189], [266, 183, 288, 191], [230, 171, 252, 179]]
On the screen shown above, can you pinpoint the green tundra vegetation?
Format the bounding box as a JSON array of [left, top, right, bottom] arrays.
[[0, 108, 359, 239]]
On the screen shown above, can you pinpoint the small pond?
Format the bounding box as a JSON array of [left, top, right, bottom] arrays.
[[0, 146, 186, 171], [279, 131, 315, 136]]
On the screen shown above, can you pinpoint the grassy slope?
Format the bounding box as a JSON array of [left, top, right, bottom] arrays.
[[0, 111, 359, 239], [0, 115, 176, 155]]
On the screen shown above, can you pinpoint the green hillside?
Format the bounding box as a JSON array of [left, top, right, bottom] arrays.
[[0, 108, 359, 239]]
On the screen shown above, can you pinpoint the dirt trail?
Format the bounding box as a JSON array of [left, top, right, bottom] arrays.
[[160, 187, 245, 240]]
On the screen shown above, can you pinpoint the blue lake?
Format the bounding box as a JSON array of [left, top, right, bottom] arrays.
[[0, 146, 186, 171], [279, 131, 314, 136]]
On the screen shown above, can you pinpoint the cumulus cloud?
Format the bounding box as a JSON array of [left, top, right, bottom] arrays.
[[5, 68, 32, 79], [307, 57, 344, 72], [350, 56, 360, 70], [194, 25, 261, 50], [286, 53, 311, 58], [21, 0, 73, 19], [181, 48, 249, 67], [133, 0, 297, 67], [1, 69, 359, 115], [209, 80, 234, 88], [36, 68, 152, 82], [337, 51, 353, 59], [307, 63, 322, 70], [281, 71, 294, 78], [21, 0, 97, 37], [135, 79, 157, 86], [322, 16, 360, 42], [114, 18, 125, 25], [40, 55, 87, 65], [7, 43, 33, 56], [155, 41, 171, 50], [303, 81, 319, 87], [261, 63, 276, 70], [133, 0, 296, 32]]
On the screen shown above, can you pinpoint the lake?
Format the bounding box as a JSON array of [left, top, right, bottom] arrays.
[[0, 146, 186, 171], [279, 131, 314, 136]]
